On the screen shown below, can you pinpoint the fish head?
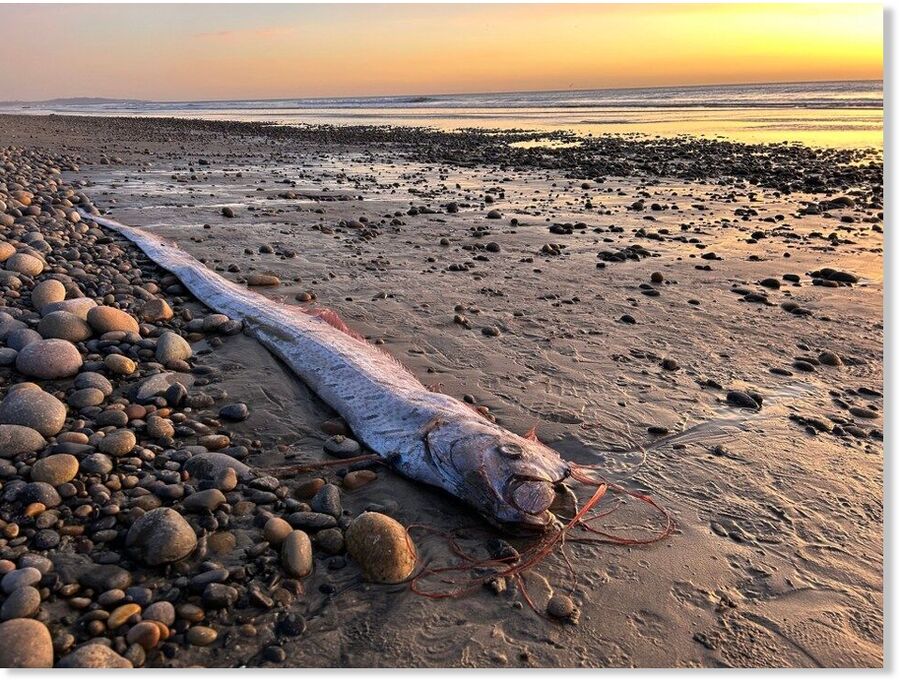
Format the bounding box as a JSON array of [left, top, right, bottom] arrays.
[[426, 419, 570, 532]]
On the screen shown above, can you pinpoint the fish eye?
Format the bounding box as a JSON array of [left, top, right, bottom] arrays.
[[497, 443, 523, 458]]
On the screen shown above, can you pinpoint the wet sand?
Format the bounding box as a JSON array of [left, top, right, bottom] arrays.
[[0, 114, 883, 667]]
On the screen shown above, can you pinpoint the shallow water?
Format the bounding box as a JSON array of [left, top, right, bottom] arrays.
[[3, 80, 883, 149]]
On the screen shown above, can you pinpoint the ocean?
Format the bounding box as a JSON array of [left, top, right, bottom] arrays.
[[3, 80, 883, 150]]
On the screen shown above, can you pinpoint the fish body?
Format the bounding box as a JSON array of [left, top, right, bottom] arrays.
[[82, 211, 570, 530]]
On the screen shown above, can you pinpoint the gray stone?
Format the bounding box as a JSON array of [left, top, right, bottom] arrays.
[[155, 330, 192, 366], [1, 585, 41, 619], [15, 338, 83, 379], [0, 387, 66, 436], [126, 507, 197, 566], [0, 424, 46, 458], [37, 310, 92, 343]]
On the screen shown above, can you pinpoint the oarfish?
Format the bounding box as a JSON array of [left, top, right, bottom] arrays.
[[80, 211, 571, 531]]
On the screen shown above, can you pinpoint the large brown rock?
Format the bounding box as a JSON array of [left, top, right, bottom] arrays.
[[0, 619, 53, 667], [87, 305, 139, 334], [345, 512, 417, 583]]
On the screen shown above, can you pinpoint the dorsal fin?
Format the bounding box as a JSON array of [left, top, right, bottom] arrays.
[[306, 307, 367, 343], [524, 426, 540, 442]]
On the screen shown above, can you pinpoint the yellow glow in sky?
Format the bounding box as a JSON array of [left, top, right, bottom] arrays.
[[0, 4, 883, 101]]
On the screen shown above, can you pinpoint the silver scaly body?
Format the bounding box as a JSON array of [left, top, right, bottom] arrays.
[[82, 211, 570, 531]]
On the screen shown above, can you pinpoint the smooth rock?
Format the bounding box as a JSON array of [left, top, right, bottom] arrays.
[[5, 253, 44, 277], [0, 585, 41, 619], [15, 339, 83, 379], [37, 311, 92, 343], [87, 306, 139, 335], [30, 279, 66, 310], [99, 430, 136, 457], [155, 331, 192, 366], [0, 388, 67, 436], [57, 642, 133, 668], [281, 530, 313, 578], [0, 619, 53, 667], [126, 508, 197, 566], [30, 453, 79, 485], [0, 424, 47, 458], [345, 512, 417, 583]]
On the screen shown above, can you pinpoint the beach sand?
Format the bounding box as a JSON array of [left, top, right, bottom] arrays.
[[0, 114, 883, 667]]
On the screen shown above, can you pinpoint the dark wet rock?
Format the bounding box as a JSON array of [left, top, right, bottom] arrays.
[[218, 402, 249, 421], [310, 483, 342, 519], [726, 390, 761, 410], [126, 508, 197, 566], [184, 452, 252, 481], [286, 511, 337, 531]]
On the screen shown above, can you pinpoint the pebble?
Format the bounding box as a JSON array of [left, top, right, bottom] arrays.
[[218, 402, 249, 421], [42, 297, 97, 319], [0, 424, 47, 457], [32, 280, 67, 309], [15, 338, 83, 379], [343, 469, 377, 490], [6, 252, 44, 276], [0, 387, 67, 436], [187, 625, 218, 646], [316, 528, 345, 555], [264, 516, 293, 545], [104, 354, 137, 375], [30, 453, 79, 485], [37, 311, 93, 342], [57, 642, 133, 668], [140, 298, 173, 322], [324, 434, 361, 457], [99, 429, 137, 457], [345, 511, 417, 583], [281, 530, 313, 578], [108, 603, 142, 629], [183, 488, 226, 512], [0, 585, 41, 619], [87, 305, 140, 334], [2, 566, 42, 593], [547, 594, 579, 623], [311, 483, 342, 518], [127, 621, 161, 650], [0, 619, 53, 667], [143, 601, 175, 626], [155, 330, 192, 365], [126, 507, 197, 565], [247, 273, 280, 287]]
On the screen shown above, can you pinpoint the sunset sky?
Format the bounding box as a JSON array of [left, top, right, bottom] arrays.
[[0, 3, 883, 101]]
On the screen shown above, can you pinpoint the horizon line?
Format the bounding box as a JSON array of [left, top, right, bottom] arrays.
[[2, 77, 883, 107]]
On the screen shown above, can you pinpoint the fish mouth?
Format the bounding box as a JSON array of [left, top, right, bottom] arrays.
[[508, 478, 558, 516]]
